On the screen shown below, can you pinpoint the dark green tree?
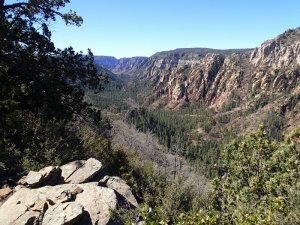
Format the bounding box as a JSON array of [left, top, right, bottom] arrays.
[[0, 0, 107, 173]]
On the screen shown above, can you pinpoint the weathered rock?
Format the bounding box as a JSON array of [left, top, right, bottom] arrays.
[[31, 199, 48, 212], [0, 188, 41, 225], [0, 182, 117, 225], [75, 183, 117, 225], [100, 176, 138, 208], [94, 49, 249, 108], [11, 200, 47, 225], [0, 187, 12, 201], [60, 160, 85, 182], [61, 158, 102, 184], [42, 202, 83, 225], [0, 159, 138, 225], [12, 210, 41, 225], [14, 185, 26, 192], [18, 166, 61, 188], [250, 28, 300, 68], [18, 170, 43, 187], [94, 28, 300, 116], [37, 184, 86, 205]]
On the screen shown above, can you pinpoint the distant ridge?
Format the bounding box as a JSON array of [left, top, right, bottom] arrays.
[[153, 48, 253, 57], [94, 56, 118, 70]]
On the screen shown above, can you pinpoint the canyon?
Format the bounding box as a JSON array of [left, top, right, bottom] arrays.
[[95, 28, 300, 132]]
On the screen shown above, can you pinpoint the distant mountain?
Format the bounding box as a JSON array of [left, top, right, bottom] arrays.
[[95, 48, 252, 73], [94, 56, 118, 70], [94, 56, 147, 75], [95, 28, 300, 131], [153, 48, 253, 57]]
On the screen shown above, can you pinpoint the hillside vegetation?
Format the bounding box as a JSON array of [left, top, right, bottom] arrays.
[[91, 27, 300, 224], [86, 65, 300, 224], [1, 1, 300, 224]]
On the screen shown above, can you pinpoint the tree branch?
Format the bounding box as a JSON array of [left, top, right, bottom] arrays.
[[1, 2, 28, 10], [1, 2, 62, 16], [1, 1, 74, 24], [33, 4, 64, 18]]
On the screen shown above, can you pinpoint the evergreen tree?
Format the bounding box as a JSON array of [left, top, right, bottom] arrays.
[[0, 0, 107, 173], [212, 127, 300, 224]]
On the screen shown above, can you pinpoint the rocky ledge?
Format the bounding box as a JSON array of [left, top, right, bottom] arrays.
[[0, 158, 138, 225]]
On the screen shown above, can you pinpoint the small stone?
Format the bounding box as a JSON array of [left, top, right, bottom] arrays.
[[0, 187, 12, 201]]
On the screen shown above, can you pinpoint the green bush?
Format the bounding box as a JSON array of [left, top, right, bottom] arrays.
[[212, 127, 300, 224]]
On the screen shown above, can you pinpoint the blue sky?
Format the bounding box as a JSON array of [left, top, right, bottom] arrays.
[[51, 0, 300, 58]]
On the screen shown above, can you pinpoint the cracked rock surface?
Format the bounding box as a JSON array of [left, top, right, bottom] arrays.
[[0, 158, 138, 225]]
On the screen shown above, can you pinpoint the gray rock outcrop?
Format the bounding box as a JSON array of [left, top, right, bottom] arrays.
[[18, 166, 61, 188], [250, 28, 300, 68], [100, 176, 138, 208], [60, 158, 102, 184], [75, 183, 117, 225], [0, 158, 138, 225], [42, 202, 83, 225]]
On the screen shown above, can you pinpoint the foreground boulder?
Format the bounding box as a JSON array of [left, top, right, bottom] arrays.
[[75, 183, 117, 225], [61, 158, 103, 184], [60, 160, 85, 182], [0, 187, 44, 225], [18, 166, 61, 188], [100, 176, 138, 208], [0, 158, 138, 225]]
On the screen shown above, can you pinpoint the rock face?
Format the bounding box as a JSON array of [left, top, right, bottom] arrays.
[[96, 29, 300, 113], [250, 28, 300, 68], [112, 57, 148, 75], [0, 158, 138, 225], [94, 56, 118, 70], [95, 56, 148, 75], [99, 49, 251, 108]]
